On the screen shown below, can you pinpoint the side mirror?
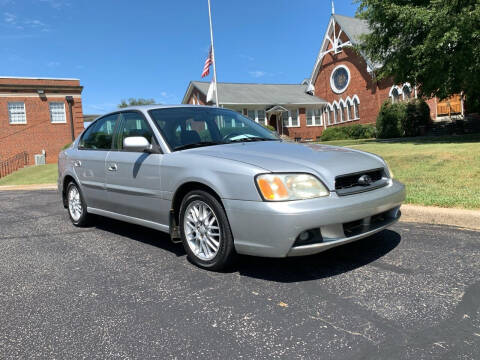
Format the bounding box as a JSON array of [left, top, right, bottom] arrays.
[[123, 136, 151, 152]]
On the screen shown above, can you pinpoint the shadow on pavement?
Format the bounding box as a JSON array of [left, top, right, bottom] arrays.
[[235, 230, 401, 282], [90, 215, 401, 282]]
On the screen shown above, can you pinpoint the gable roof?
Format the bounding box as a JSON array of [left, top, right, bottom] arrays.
[[332, 14, 371, 45], [183, 81, 327, 106]]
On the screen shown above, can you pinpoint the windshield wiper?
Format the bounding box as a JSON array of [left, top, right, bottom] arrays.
[[227, 137, 278, 143], [173, 141, 224, 151]]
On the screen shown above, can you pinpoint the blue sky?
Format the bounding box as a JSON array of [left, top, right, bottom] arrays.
[[0, 0, 358, 114]]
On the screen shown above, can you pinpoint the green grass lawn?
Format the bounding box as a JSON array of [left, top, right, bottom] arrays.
[[320, 134, 480, 209], [0, 164, 58, 186]]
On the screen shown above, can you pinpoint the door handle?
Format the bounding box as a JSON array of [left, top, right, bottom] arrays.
[[73, 160, 82, 167], [108, 164, 118, 172]]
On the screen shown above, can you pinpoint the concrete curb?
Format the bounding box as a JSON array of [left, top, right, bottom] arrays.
[[400, 204, 480, 231], [0, 184, 57, 191]]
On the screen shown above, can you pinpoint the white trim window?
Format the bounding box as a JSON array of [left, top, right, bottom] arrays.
[[307, 109, 322, 126], [247, 110, 255, 121], [340, 102, 347, 122], [256, 110, 266, 126], [353, 97, 360, 119], [49, 102, 67, 123], [330, 65, 351, 94], [288, 109, 299, 127], [333, 103, 339, 124], [282, 111, 289, 127], [8, 102, 27, 124]]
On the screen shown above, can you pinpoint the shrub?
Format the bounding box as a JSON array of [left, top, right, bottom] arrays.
[[376, 101, 406, 138], [403, 99, 431, 136], [376, 99, 431, 138], [261, 124, 276, 132], [320, 124, 376, 141], [62, 143, 72, 150]]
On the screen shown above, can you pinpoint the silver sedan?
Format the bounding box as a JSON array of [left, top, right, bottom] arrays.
[[58, 105, 405, 270]]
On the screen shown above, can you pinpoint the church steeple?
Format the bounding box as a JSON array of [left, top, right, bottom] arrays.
[[331, 0, 335, 15]]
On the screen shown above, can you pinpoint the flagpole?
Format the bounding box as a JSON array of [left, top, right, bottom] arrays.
[[207, 0, 219, 107]]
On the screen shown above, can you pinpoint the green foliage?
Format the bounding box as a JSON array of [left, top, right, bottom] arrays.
[[376, 101, 406, 139], [356, 0, 480, 111], [321, 124, 376, 141], [377, 99, 432, 138], [118, 98, 156, 108], [61, 143, 72, 150], [404, 99, 431, 137]]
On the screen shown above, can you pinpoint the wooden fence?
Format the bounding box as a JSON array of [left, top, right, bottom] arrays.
[[0, 152, 29, 179]]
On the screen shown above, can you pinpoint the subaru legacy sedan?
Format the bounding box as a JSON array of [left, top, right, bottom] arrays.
[[58, 105, 405, 270]]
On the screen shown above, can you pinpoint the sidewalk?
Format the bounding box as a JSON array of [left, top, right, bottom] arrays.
[[0, 183, 57, 191]]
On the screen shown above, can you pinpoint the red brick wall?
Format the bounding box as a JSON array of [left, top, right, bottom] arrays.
[[313, 27, 394, 128], [0, 78, 84, 164]]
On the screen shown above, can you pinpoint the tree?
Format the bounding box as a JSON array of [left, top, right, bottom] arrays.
[[356, 0, 480, 112], [118, 98, 156, 108]]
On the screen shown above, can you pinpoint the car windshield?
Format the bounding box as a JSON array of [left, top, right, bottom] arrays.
[[148, 107, 280, 151]]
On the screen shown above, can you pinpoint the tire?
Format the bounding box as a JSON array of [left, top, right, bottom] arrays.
[[179, 190, 236, 270], [66, 181, 91, 227]]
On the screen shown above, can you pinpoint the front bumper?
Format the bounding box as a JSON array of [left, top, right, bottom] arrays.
[[223, 179, 405, 258]]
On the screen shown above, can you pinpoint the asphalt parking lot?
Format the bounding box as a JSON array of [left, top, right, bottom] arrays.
[[0, 190, 479, 359]]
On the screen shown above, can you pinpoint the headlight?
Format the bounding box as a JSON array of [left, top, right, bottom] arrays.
[[255, 173, 329, 201]]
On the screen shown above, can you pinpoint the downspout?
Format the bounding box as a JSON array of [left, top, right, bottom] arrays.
[[66, 96, 75, 141]]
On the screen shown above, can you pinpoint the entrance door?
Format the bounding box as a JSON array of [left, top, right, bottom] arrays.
[[269, 114, 277, 131]]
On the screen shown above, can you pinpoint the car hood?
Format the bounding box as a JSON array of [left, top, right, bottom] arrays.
[[190, 141, 386, 190]]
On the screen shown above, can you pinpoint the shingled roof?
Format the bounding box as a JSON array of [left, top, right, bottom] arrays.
[[332, 14, 371, 45], [183, 81, 327, 105]]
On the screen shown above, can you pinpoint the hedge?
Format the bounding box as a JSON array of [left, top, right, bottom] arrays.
[[320, 124, 376, 141], [377, 99, 431, 138]]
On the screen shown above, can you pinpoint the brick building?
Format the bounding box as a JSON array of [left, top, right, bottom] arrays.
[[183, 13, 463, 141], [0, 77, 84, 164]]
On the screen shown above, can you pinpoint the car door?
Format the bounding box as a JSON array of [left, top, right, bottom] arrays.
[[104, 111, 165, 224], [72, 113, 119, 210]]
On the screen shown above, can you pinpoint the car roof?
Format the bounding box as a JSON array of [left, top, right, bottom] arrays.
[[117, 104, 220, 112]]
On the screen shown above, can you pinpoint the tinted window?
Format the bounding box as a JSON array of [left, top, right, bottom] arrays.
[[115, 112, 156, 150], [148, 107, 278, 151], [79, 114, 118, 150]]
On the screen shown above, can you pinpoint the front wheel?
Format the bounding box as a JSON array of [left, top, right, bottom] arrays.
[[179, 190, 236, 270], [66, 182, 90, 227]]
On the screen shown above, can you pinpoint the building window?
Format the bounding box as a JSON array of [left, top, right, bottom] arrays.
[[340, 103, 346, 122], [49, 102, 67, 123], [307, 109, 322, 126], [347, 100, 353, 120], [306, 109, 313, 126], [257, 110, 266, 125], [333, 104, 339, 124], [8, 102, 27, 124], [353, 98, 360, 119], [290, 109, 299, 127], [403, 85, 412, 100], [247, 110, 255, 121], [330, 65, 350, 94], [391, 87, 401, 103], [328, 108, 333, 125]]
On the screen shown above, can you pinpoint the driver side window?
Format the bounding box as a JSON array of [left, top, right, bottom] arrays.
[[79, 114, 118, 150]]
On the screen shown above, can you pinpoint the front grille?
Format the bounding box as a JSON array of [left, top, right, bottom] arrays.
[[335, 168, 388, 196]]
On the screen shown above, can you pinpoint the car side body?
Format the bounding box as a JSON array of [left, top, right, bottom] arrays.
[[58, 105, 405, 268]]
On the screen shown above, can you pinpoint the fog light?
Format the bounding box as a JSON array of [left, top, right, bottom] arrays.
[[299, 231, 310, 242]]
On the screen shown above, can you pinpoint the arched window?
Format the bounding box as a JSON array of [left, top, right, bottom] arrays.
[[347, 99, 353, 120], [340, 102, 346, 122], [391, 87, 401, 103], [403, 85, 412, 100], [333, 104, 339, 124], [353, 98, 360, 119]]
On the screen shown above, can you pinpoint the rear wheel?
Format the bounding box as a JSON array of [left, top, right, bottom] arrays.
[[66, 182, 90, 227], [179, 190, 235, 270]]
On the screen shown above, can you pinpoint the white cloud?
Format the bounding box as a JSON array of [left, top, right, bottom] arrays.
[[4, 11, 15, 24], [39, 0, 68, 9], [249, 70, 266, 78]]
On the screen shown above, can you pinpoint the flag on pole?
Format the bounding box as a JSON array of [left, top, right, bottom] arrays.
[[201, 46, 213, 78]]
